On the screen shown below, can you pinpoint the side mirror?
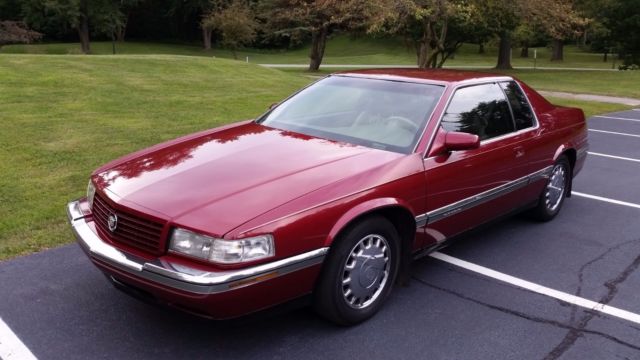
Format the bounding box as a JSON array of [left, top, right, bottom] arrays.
[[444, 131, 480, 151]]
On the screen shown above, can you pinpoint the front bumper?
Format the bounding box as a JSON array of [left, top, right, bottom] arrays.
[[68, 200, 328, 315]]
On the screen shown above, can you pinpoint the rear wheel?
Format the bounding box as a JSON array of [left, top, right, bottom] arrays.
[[530, 155, 570, 221], [314, 216, 400, 325]]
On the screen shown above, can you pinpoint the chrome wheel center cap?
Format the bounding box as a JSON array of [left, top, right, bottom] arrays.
[[342, 234, 390, 309]]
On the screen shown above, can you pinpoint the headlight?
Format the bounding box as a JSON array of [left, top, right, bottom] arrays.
[[87, 180, 96, 208], [169, 228, 274, 264]]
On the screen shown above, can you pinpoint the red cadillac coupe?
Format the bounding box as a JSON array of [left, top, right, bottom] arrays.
[[67, 69, 588, 325]]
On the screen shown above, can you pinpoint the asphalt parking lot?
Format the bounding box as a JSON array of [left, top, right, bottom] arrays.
[[1, 109, 640, 360]]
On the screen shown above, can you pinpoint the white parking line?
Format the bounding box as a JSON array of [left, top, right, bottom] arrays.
[[589, 129, 640, 138], [588, 152, 640, 163], [594, 115, 640, 123], [573, 191, 640, 210], [429, 252, 640, 326], [0, 317, 37, 360]]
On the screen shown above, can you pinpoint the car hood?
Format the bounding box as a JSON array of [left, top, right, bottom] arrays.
[[93, 122, 403, 236]]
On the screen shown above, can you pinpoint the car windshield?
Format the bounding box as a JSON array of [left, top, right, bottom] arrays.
[[256, 76, 444, 154]]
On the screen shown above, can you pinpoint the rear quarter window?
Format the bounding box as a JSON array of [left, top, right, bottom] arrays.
[[500, 81, 535, 130]]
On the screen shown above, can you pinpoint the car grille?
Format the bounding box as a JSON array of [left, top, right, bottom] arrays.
[[92, 192, 166, 254]]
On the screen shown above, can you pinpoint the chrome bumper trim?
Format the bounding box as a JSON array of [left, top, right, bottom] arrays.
[[67, 200, 328, 295]]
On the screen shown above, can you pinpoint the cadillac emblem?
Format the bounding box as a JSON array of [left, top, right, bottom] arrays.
[[107, 213, 118, 232]]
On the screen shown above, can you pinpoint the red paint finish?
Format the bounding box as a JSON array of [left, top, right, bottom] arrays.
[[89, 253, 324, 319], [77, 69, 588, 318]]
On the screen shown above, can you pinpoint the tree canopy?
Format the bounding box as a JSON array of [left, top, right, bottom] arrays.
[[2, 0, 637, 68]]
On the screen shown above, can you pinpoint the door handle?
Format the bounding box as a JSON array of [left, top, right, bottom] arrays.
[[514, 146, 525, 158]]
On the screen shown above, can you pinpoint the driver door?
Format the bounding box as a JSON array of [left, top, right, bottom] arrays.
[[422, 82, 535, 242]]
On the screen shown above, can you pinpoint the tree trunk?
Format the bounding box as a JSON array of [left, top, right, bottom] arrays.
[[520, 46, 529, 58], [77, 18, 90, 54], [437, 42, 463, 68], [417, 39, 430, 68], [478, 43, 485, 54], [495, 31, 512, 70], [416, 21, 434, 69], [202, 27, 212, 50], [308, 25, 328, 71], [116, 14, 129, 42], [116, 28, 126, 42], [429, 54, 438, 68], [551, 39, 564, 61], [77, 0, 90, 54]]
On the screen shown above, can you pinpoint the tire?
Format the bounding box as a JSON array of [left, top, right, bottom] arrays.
[[529, 155, 571, 222], [313, 216, 401, 325]]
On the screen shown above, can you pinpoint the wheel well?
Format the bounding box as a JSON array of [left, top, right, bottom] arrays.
[[563, 148, 576, 173], [561, 149, 576, 196], [333, 206, 416, 284]]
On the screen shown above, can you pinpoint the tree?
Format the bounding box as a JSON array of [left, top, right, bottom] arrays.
[[172, 0, 225, 50], [199, 0, 229, 50], [473, 0, 521, 70], [113, 0, 141, 41], [92, 1, 142, 53], [525, 0, 586, 61], [0, 21, 42, 47], [598, 0, 640, 64], [512, 22, 547, 58], [261, 0, 388, 71], [390, 0, 482, 68], [202, 0, 257, 58], [472, 0, 585, 68], [22, 0, 132, 54], [43, 0, 92, 53], [0, 0, 22, 20]]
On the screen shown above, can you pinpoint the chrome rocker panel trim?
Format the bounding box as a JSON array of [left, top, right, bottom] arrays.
[[67, 201, 328, 295], [415, 165, 553, 227]]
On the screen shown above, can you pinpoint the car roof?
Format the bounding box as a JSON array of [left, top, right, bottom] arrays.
[[335, 68, 513, 86]]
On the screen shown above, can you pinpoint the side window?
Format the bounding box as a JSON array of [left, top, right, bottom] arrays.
[[500, 81, 535, 130], [441, 83, 514, 141]]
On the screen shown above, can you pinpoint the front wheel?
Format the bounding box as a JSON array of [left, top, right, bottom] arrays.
[[529, 155, 570, 221], [313, 216, 400, 325]]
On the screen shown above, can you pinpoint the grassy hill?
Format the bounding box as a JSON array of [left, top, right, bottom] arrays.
[[1, 35, 620, 69], [0, 52, 633, 260], [0, 55, 309, 259]]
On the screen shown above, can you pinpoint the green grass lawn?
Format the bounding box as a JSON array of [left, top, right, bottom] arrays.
[[546, 97, 631, 117], [0, 55, 309, 260], [284, 66, 640, 100], [7, 35, 639, 98], [0, 53, 633, 261], [504, 70, 640, 99], [1, 35, 623, 69]]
